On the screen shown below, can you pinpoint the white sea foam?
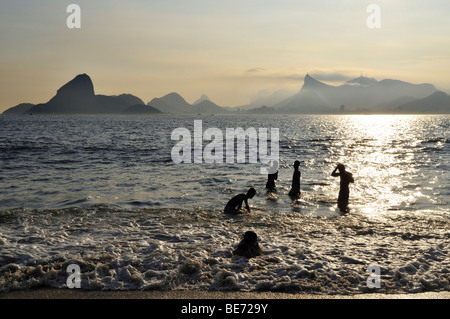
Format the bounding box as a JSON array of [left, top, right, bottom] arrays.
[[0, 207, 448, 294]]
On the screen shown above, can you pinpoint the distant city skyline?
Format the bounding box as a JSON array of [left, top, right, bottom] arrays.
[[1, 0, 450, 112]]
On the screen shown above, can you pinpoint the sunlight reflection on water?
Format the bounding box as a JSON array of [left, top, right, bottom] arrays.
[[0, 114, 449, 220]]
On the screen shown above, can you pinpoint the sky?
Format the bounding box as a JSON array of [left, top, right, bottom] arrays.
[[1, 0, 450, 112]]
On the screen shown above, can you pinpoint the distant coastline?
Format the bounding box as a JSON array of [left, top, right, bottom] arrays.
[[3, 73, 450, 115]]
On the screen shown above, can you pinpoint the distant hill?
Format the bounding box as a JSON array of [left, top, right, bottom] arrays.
[[276, 76, 333, 113], [246, 105, 278, 114], [2, 74, 155, 115], [161, 92, 191, 110], [346, 76, 378, 86], [192, 100, 226, 114], [147, 92, 191, 114], [147, 92, 229, 114], [193, 94, 211, 105], [396, 91, 450, 113], [273, 74, 437, 113], [122, 104, 162, 114], [2, 103, 36, 115], [115, 94, 145, 106]]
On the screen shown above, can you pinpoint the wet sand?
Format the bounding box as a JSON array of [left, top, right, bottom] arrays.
[[1, 289, 448, 299]]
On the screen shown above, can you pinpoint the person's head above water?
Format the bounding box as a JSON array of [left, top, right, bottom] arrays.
[[294, 160, 300, 169], [247, 187, 256, 198], [337, 163, 346, 171], [243, 231, 258, 244], [233, 230, 262, 257]]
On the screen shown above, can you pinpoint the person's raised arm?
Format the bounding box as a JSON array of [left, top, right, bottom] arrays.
[[331, 166, 340, 177]]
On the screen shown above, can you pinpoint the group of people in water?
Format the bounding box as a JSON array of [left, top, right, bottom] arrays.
[[226, 161, 354, 258]]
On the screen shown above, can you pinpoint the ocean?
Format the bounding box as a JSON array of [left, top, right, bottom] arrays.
[[0, 114, 449, 294]]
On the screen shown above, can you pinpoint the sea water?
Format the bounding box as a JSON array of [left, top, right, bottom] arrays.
[[0, 114, 448, 294]]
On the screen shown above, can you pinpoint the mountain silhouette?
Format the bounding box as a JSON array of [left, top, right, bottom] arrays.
[[192, 100, 226, 114], [193, 94, 211, 105], [30, 73, 96, 113], [3, 72, 447, 115], [346, 76, 378, 86], [396, 91, 450, 113], [272, 74, 438, 113], [115, 94, 145, 106], [275, 88, 332, 113], [2, 74, 159, 115], [302, 73, 333, 90], [123, 104, 161, 114], [147, 92, 229, 114], [147, 92, 191, 114], [3, 103, 36, 115]]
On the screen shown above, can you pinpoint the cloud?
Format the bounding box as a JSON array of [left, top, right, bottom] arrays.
[[241, 68, 306, 83], [310, 72, 355, 83], [246, 67, 265, 73], [242, 68, 361, 85]]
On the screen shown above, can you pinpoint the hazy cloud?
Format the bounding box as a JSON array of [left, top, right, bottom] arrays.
[[310, 72, 355, 83], [243, 68, 359, 85], [241, 68, 306, 83], [246, 67, 265, 73]]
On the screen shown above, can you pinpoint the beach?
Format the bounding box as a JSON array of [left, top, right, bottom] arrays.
[[1, 288, 449, 299]]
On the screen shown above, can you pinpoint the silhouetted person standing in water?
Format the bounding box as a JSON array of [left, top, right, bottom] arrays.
[[331, 164, 354, 213], [265, 160, 278, 191], [224, 188, 256, 214], [289, 160, 301, 198]]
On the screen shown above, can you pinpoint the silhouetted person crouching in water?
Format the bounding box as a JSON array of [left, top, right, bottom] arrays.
[[288, 160, 301, 198], [233, 231, 263, 258], [224, 188, 256, 214], [331, 164, 354, 213]]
